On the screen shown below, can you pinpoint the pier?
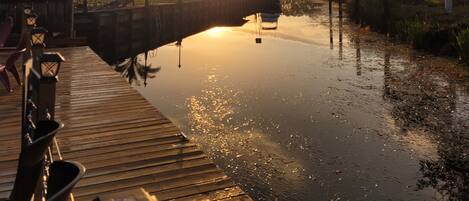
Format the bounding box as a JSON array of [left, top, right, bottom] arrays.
[[0, 0, 278, 199], [0, 46, 252, 200]]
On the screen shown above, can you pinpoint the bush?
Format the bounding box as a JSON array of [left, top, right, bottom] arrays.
[[456, 29, 469, 64], [396, 20, 431, 48]]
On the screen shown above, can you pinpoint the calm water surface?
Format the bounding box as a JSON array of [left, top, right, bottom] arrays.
[[98, 1, 469, 200]]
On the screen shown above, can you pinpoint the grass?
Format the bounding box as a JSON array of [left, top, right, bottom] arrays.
[[456, 28, 469, 63], [396, 20, 429, 46], [348, 0, 469, 65]]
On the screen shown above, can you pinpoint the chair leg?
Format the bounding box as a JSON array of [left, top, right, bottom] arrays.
[[0, 69, 12, 92], [6, 63, 21, 85]]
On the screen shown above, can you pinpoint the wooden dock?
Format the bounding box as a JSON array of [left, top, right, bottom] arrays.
[[0, 46, 252, 201]]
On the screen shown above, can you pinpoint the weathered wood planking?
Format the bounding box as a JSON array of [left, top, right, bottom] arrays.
[[0, 46, 252, 201]]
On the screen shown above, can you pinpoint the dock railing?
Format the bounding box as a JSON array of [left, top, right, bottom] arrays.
[[8, 4, 85, 201]]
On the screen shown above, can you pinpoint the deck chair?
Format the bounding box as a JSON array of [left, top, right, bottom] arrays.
[[46, 160, 85, 201], [0, 64, 11, 92], [0, 16, 13, 47], [9, 120, 62, 201], [0, 23, 29, 52], [0, 48, 26, 89], [15, 29, 29, 51]]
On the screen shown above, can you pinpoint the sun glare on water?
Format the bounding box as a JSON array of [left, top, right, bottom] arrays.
[[206, 27, 230, 37]]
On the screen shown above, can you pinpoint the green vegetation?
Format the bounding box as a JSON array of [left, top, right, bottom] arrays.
[[348, 0, 469, 66], [456, 28, 469, 63], [281, 0, 321, 16], [395, 20, 430, 47]]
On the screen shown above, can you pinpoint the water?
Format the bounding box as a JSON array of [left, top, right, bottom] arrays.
[[91, 1, 469, 200]]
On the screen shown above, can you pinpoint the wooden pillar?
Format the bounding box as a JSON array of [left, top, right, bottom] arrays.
[[445, 0, 453, 13], [83, 0, 88, 13], [354, 0, 360, 24], [383, 0, 389, 34], [66, 0, 74, 38], [338, 0, 343, 19]]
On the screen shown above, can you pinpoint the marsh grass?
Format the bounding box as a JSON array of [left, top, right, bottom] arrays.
[[348, 0, 469, 64], [456, 29, 469, 64], [396, 20, 430, 45]]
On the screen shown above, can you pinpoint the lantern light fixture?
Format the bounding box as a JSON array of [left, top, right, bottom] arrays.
[[23, 5, 32, 15], [26, 13, 38, 26], [39, 52, 65, 78], [30, 27, 47, 46]]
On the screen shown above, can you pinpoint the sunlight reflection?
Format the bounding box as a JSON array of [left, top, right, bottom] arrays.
[[185, 69, 312, 198], [206, 27, 230, 37]]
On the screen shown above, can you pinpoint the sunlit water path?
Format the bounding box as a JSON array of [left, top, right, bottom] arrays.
[[95, 1, 468, 200]]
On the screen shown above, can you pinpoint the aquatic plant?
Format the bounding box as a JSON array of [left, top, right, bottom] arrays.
[[456, 28, 469, 64]]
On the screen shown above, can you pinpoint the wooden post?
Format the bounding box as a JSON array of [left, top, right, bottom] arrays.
[[445, 0, 453, 13], [329, 0, 332, 15], [338, 0, 343, 19], [383, 0, 389, 34], [83, 0, 88, 13], [67, 0, 75, 38], [354, 0, 360, 24]]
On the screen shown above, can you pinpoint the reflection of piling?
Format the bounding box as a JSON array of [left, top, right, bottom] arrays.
[[383, 41, 391, 97], [329, 1, 333, 50], [383, 0, 389, 35], [354, 0, 360, 25], [339, 0, 343, 19], [356, 33, 361, 76], [176, 39, 182, 68], [338, 0, 343, 60]]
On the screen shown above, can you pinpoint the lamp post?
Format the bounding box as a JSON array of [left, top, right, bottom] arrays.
[[16, 10, 68, 201], [21, 8, 37, 148], [21, 12, 37, 64], [31, 52, 65, 122], [30, 27, 47, 71]]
